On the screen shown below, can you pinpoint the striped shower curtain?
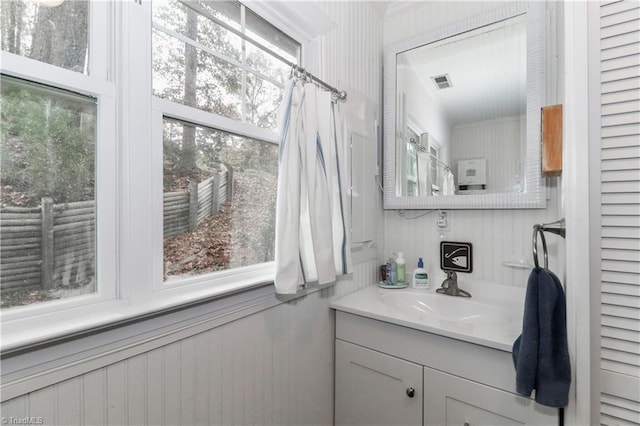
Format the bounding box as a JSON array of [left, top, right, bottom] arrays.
[[274, 79, 352, 295]]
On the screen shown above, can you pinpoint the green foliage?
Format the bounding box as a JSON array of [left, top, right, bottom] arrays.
[[154, 0, 290, 176], [1, 79, 95, 204], [163, 118, 277, 177], [152, 0, 243, 120], [260, 203, 276, 262]]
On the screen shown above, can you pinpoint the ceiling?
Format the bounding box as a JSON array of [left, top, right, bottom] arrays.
[[397, 13, 527, 127], [370, 0, 429, 19]]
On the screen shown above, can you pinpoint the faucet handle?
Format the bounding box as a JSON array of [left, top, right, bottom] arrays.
[[436, 271, 471, 297]]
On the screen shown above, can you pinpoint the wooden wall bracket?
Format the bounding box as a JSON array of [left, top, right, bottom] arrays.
[[541, 104, 563, 176]]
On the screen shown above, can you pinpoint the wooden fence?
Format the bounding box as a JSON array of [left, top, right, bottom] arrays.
[[1, 205, 42, 290], [1, 199, 95, 290], [163, 167, 232, 238], [0, 167, 233, 291]]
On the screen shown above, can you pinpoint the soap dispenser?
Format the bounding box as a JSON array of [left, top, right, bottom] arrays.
[[412, 257, 429, 289], [396, 252, 406, 284]]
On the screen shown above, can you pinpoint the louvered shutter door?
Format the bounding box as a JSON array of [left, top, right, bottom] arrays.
[[599, 1, 640, 425]]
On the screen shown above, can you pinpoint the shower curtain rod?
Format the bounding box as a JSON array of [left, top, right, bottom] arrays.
[[179, 1, 348, 101]]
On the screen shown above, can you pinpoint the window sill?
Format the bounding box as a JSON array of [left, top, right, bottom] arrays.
[[1, 264, 279, 356], [1, 263, 342, 399]]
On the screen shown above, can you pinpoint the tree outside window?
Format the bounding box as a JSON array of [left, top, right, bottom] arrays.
[[153, 0, 299, 281]]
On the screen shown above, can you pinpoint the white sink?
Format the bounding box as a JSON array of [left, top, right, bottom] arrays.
[[380, 291, 514, 326], [330, 282, 525, 351]]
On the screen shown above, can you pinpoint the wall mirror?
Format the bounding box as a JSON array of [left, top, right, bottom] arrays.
[[383, 2, 546, 209]]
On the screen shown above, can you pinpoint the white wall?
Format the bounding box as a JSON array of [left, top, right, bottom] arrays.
[[1, 262, 379, 426], [383, 2, 563, 289], [0, 2, 385, 425], [385, 1, 505, 46], [450, 115, 525, 194], [398, 67, 451, 148]]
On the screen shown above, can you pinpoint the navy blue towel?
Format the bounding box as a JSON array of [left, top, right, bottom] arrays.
[[512, 268, 571, 408]]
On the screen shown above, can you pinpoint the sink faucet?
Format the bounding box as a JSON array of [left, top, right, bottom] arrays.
[[436, 271, 471, 298]]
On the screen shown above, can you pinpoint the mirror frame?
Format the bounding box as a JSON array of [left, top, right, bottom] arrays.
[[383, 2, 546, 209]]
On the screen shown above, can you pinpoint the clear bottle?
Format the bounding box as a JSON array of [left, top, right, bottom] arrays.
[[385, 255, 397, 285], [412, 257, 430, 289], [396, 252, 406, 284]]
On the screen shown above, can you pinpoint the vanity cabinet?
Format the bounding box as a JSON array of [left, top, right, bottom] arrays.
[[335, 340, 422, 425], [334, 311, 558, 426]]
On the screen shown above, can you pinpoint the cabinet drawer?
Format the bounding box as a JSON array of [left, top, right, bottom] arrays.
[[335, 340, 423, 426]]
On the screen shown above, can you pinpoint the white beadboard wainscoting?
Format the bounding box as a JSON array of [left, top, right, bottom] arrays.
[[383, 190, 562, 290], [0, 259, 380, 426], [317, 0, 382, 99]]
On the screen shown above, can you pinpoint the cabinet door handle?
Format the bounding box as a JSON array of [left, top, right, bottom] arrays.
[[406, 387, 415, 398]]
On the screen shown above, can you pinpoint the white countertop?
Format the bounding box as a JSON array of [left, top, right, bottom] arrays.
[[330, 280, 526, 352]]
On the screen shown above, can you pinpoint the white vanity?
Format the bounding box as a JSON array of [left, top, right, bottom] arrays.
[[330, 282, 558, 425]]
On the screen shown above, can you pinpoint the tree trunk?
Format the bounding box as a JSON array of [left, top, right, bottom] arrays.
[[30, 1, 88, 73], [1, 1, 26, 54], [178, 8, 198, 173]]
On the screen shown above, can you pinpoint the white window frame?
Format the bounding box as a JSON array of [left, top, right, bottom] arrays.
[[0, 1, 117, 324], [148, 0, 299, 297], [150, 97, 278, 297], [0, 0, 314, 353]]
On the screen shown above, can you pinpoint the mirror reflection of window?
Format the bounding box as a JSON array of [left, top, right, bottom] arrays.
[[429, 145, 439, 195], [406, 127, 419, 196]]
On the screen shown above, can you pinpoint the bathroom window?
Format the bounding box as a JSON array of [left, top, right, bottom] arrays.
[[429, 145, 440, 195], [152, 0, 299, 131], [154, 0, 299, 283], [406, 127, 419, 196], [0, 76, 97, 308], [0, 0, 301, 347], [162, 117, 277, 282], [0, 0, 115, 312]]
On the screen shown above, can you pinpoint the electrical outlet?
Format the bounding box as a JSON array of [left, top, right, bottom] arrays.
[[436, 210, 449, 232]]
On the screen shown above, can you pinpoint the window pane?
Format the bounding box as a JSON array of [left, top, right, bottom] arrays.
[[245, 71, 284, 130], [0, 0, 89, 74], [163, 118, 277, 280], [197, 14, 242, 63], [153, 0, 242, 63], [152, 0, 187, 36], [195, 0, 241, 32], [152, 29, 242, 120], [245, 6, 299, 60], [0, 75, 97, 309], [246, 40, 290, 84], [152, 0, 299, 130]]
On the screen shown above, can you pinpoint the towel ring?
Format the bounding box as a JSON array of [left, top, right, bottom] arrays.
[[532, 218, 566, 270], [532, 225, 548, 269]]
